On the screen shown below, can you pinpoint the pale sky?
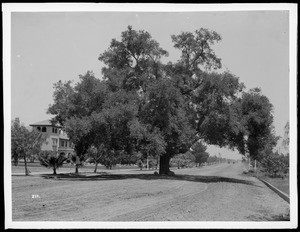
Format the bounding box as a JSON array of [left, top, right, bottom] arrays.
[[9, 7, 292, 160]]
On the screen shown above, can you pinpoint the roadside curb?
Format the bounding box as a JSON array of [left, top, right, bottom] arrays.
[[256, 176, 290, 204]]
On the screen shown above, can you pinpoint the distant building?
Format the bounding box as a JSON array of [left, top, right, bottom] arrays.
[[29, 119, 74, 157]]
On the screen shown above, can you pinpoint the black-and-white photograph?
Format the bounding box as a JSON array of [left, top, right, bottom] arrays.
[[3, 3, 297, 229]]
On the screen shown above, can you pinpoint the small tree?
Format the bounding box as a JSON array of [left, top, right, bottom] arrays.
[[191, 141, 210, 167], [11, 118, 44, 175], [137, 159, 144, 170], [69, 153, 87, 173], [184, 151, 196, 167], [87, 144, 105, 173], [101, 151, 119, 169], [39, 150, 67, 175]]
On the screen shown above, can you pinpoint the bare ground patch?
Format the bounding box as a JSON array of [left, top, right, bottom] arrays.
[[11, 164, 289, 221]]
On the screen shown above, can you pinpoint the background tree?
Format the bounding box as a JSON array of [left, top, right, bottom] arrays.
[[87, 144, 105, 173], [48, 72, 107, 173], [184, 151, 196, 167], [228, 88, 277, 162], [260, 150, 289, 177], [39, 150, 67, 175], [171, 152, 196, 169], [190, 140, 210, 167], [98, 149, 120, 169], [207, 155, 219, 165], [64, 116, 93, 173], [282, 121, 289, 153], [11, 118, 20, 166], [11, 118, 44, 175]]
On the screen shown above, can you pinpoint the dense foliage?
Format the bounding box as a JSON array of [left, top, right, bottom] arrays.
[[47, 26, 277, 174], [229, 88, 277, 160], [259, 150, 289, 177], [170, 152, 196, 169]]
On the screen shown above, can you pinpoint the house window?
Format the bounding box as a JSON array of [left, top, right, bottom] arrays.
[[37, 127, 41, 131], [52, 127, 58, 133], [42, 127, 47, 132], [60, 140, 67, 147]]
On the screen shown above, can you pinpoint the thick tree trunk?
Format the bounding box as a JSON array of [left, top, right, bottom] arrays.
[[159, 155, 170, 175], [94, 163, 98, 173], [53, 168, 57, 175], [75, 164, 79, 174]]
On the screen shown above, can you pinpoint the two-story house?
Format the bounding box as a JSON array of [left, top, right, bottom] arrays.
[[29, 119, 74, 158]]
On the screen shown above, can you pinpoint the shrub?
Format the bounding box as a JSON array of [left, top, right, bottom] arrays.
[[137, 159, 144, 170], [39, 151, 67, 175]]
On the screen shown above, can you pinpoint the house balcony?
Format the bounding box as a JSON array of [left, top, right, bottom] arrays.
[[52, 145, 74, 154]]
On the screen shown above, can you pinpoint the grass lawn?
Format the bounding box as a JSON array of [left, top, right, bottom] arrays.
[[255, 170, 289, 196], [242, 163, 289, 196], [11, 161, 140, 174]]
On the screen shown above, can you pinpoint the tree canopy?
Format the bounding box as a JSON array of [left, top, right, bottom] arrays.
[[47, 25, 276, 174], [227, 88, 277, 161]]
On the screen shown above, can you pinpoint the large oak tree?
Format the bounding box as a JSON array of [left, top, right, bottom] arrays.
[[48, 26, 275, 175]]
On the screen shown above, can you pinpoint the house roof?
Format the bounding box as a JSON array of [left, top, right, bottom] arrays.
[[29, 119, 61, 127]]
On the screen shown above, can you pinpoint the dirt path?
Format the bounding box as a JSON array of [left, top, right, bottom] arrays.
[[11, 163, 290, 221]]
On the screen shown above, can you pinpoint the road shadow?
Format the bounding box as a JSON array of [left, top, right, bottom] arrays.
[[39, 172, 260, 187]]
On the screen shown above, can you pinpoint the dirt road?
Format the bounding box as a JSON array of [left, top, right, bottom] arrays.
[[11, 162, 290, 221]]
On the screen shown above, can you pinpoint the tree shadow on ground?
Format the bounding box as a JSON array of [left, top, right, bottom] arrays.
[[39, 172, 261, 187]]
